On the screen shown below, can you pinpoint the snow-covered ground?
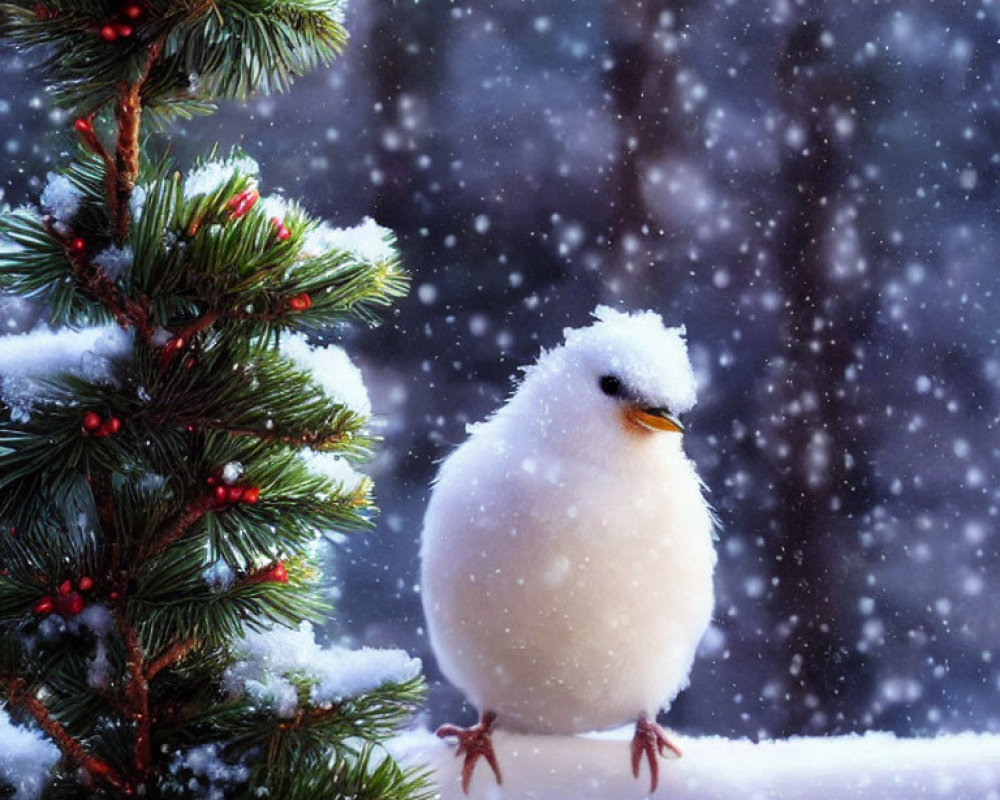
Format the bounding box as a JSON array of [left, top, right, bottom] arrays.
[[393, 728, 1000, 800]]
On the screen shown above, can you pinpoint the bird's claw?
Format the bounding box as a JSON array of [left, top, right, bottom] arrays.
[[630, 715, 682, 793], [436, 709, 502, 794]]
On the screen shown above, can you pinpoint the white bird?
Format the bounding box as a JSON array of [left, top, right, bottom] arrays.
[[420, 306, 718, 794]]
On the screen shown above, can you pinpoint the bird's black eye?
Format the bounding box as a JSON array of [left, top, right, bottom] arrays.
[[599, 375, 622, 397]]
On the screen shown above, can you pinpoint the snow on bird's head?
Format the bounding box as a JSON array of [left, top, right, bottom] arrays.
[[518, 305, 695, 410], [558, 306, 696, 414], [491, 306, 696, 452]]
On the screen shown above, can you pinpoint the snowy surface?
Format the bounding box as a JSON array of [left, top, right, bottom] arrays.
[[0, 708, 60, 800], [0, 325, 132, 420], [279, 332, 371, 415], [394, 728, 1000, 800], [224, 622, 420, 717]]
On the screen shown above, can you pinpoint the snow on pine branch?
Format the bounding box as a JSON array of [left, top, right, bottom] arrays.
[[393, 728, 1000, 800], [279, 332, 371, 416], [0, 708, 60, 800], [39, 171, 82, 224], [0, 325, 132, 421], [182, 154, 260, 200], [298, 449, 367, 493], [224, 622, 420, 718], [301, 216, 397, 264]]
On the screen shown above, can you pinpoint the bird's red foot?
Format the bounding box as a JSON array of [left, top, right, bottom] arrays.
[[630, 714, 682, 793], [436, 709, 502, 794]]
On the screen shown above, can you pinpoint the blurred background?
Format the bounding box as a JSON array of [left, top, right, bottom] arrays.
[[2, 0, 999, 741]]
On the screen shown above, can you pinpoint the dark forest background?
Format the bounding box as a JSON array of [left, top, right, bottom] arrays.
[[2, 0, 998, 740]]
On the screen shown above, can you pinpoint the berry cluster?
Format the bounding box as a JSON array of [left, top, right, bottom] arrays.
[[83, 411, 122, 437], [206, 474, 261, 509], [97, 2, 144, 42], [34, 577, 95, 617]]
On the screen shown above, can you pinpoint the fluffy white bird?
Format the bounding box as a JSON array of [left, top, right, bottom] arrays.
[[420, 306, 718, 794]]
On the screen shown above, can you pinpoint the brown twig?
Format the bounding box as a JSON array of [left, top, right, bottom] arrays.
[[112, 39, 164, 243], [4, 677, 133, 794], [146, 638, 200, 681], [172, 310, 222, 342], [139, 494, 216, 561], [74, 116, 119, 226], [116, 619, 152, 778]]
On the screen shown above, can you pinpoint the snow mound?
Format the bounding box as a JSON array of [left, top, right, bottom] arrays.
[[392, 728, 1000, 800]]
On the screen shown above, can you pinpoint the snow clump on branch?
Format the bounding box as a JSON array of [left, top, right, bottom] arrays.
[[301, 216, 396, 263], [279, 332, 371, 416], [0, 325, 132, 422], [223, 622, 420, 718], [182, 154, 260, 201], [39, 172, 82, 223], [0, 708, 60, 800]]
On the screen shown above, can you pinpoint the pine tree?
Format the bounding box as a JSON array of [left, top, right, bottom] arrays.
[[0, 2, 428, 798]]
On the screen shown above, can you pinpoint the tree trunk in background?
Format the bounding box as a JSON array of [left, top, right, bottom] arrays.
[[603, 0, 695, 302], [366, 0, 449, 231], [768, 17, 880, 737]]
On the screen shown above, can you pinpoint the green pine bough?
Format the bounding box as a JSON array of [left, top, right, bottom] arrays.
[[0, 2, 429, 799]]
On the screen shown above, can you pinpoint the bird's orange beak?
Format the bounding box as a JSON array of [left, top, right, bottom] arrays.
[[625, 406, 684, 434]]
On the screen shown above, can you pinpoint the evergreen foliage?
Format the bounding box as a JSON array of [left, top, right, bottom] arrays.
[[0, 2, 426, 798]]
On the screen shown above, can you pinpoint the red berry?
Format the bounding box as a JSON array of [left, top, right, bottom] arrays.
[[33, 597, 55, 615], [289, 293, 312, 312], [109, 591, 120, 602], [206, 476, 216, 486], [267, 562, 288, 584], [214, 485, 228, 504], [271, 218, 291, 241], [58, 579, 72, 596], [58, 592, 84, 616], [243, 486, 260, 504], [73, 118, 93, 135], [105, 417, 121, 435], [123, 3, 142, 20], [82, 411, 102, 431], [115, 23, 133, 37], [70, 237, 86, 253], [78, 576, 94, 591], [99, 24, 118, 41], [226, 486, 244, 503]]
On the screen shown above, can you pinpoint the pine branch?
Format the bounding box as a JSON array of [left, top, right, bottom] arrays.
[[42, 215, 154, 338], [3, 676, 133, 794]]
